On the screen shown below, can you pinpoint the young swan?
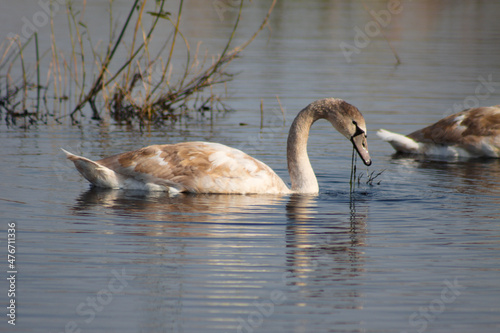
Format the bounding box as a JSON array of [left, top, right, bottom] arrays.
[[377, 105, 500, 158], [63, 98, 372, 194]]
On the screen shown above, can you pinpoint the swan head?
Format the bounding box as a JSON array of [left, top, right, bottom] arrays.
[[350, 120, 372, 166], [315, 98, 372, 166]]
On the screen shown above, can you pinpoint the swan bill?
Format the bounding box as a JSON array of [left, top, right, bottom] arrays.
[[351, 133, 372, 166]]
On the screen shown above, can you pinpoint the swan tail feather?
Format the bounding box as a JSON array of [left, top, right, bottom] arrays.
[[376, 129, 420, 153], [61, 148, 120, 188]]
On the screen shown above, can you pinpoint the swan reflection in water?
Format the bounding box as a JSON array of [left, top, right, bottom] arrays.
[[284, 194, 368, 307], [70, 188, 370, 322], [71, 188, 368, 244], [71, 189, 369, 283], [72, 188, 289, 222], [387, 156, 500, 219]]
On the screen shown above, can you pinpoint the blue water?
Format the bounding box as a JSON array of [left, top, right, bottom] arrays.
[[1, 0, 500, 332]]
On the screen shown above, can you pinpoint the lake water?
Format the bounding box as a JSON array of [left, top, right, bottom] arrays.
[[1, 0, 500, 332]]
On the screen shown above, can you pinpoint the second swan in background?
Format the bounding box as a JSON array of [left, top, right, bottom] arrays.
[[377, 105, 500, 158]]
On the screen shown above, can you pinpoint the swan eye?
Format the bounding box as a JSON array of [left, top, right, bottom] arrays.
[[351, 121, 365, 138]]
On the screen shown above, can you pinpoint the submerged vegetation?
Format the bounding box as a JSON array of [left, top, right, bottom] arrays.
[[0, 0, 276, 128]]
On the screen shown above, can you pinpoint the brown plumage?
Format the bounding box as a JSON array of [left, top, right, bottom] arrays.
[[97, 142, 289, 193]]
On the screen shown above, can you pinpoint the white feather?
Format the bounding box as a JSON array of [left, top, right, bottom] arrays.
[[377, 129, 420, 153]]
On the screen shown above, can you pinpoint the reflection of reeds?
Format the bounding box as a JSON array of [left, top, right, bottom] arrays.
[[0, 37, 40, 127], [0, 0, 277, 127]]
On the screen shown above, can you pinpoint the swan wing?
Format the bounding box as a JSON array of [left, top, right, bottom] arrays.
[[95, 142, 290, 193], [408, 106, 500, 144]]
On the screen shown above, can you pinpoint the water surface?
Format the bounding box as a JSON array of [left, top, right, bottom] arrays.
[[1, 0, 500, 332]]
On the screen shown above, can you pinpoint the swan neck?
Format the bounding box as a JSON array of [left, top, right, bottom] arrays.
[[287, 107, 319, 193]]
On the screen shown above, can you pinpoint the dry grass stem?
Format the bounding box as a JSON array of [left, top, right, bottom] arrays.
[[1, 0, 277, 128]]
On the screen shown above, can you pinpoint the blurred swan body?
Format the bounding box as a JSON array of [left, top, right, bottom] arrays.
[[63, 98, 372, 194], [377, 106, 500, 158]]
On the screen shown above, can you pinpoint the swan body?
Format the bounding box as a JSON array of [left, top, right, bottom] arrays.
[[64, 98, 372, 194], [377, 106, 500, 158], [62, 142, 290, 194]]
